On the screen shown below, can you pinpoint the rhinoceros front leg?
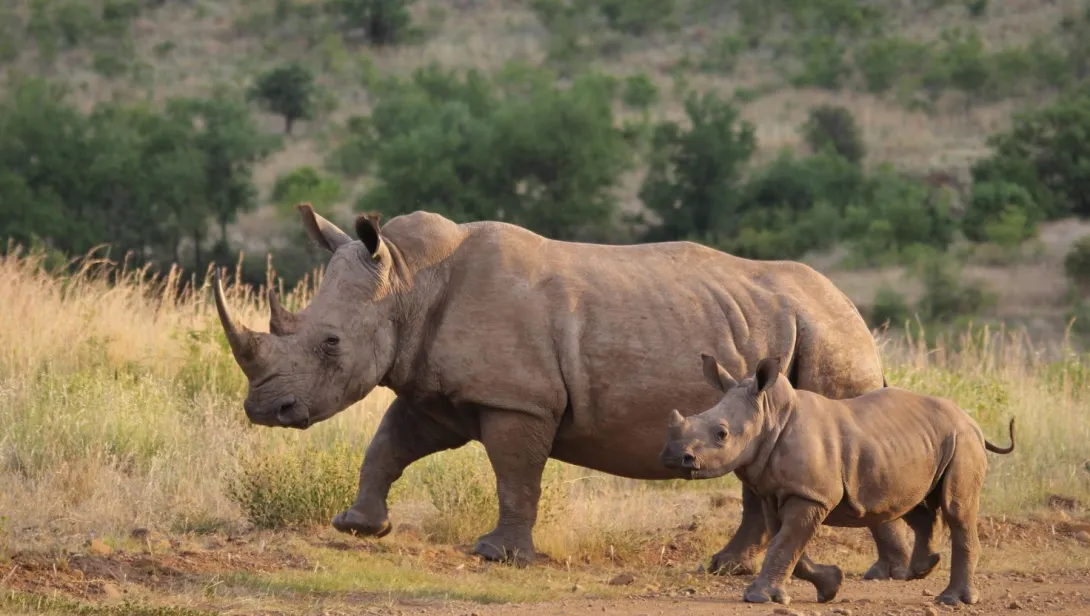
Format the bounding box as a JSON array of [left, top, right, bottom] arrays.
[[333, 396, 469, 537], [473, 408, 557, 567], [862, 520, 913, 581], [709, 485, 769, 575]]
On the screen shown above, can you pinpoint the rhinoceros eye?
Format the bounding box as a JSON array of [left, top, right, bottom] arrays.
[[320, 335, 341, 356], [716, 426, 729, 443]]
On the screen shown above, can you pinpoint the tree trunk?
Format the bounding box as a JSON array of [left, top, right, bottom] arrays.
[[285, 115, 294, 135]]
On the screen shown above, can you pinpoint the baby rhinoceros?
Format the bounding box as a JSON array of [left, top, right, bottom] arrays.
[[660, 354, 1015, 607]]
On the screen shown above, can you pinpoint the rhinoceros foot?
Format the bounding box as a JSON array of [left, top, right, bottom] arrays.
[[742, 581, 790, 605], [810, 563, 844, 603], [708, 549, 758, 576], [331, 508, 392, 538], [473, 531, 535, 567], [909, 552, 941, 580], [937, 584, 980, 606], [862, 557, 910, 581]]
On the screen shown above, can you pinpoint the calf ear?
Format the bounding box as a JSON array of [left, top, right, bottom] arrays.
[[754, 357, 781, 395], [701, 353, 738, 393], [298, 203, 352, 253], [354, 212, 388, 261]]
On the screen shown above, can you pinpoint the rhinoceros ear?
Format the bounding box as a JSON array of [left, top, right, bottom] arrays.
[[298, 203, 352, 254], [701, 353, 738, 393], [354, 212, 385, 260], [753, 357, 781, 395]]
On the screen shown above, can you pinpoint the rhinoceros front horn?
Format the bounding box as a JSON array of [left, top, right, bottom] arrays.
[[213, 269, 260, 376]]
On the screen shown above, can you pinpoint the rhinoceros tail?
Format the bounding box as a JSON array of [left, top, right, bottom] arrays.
[[985, 417, 1016, 454]]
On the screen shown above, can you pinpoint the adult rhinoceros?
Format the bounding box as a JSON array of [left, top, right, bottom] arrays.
[[212, 204, 914, 579]]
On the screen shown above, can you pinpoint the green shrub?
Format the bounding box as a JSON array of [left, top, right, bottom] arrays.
[[965, 0, 988, 17], [1064, 236, 1090, 289], [869, 285, 912, 329], [271, 166, 342, 216], [913, 253, 993, 322], [971, 85, 1090, 220], [963, 181, 1037, 243], [853, 36, 928, 94], [801, 104, 865, 165], [597, 0, 677, 35], [229, 440, 361, 529], [791, 35, 849, 90], [700, 34, 745, 74], [640, 89, 757, 242], [621, 73, 659, 110], [327, 115, 375, 177], [358, 62, 632, 240]]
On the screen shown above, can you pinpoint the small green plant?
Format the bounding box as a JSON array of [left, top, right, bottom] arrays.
[[912, 253, 993, 323], [248, 61, 317, 134], [701, 33, 744, 74], [801, 104, 865, 164], [965, 0, 988, 17]]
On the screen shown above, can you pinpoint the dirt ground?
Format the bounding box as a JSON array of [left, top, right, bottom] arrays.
[[2, 514, 1089, 616]]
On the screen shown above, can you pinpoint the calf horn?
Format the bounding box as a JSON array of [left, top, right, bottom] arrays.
[[668, 409, 688, 430], [213, 269, 260, 377], [268, 289, 299, 336]]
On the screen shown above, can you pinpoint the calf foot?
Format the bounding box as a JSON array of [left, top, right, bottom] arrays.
[[811, 564, 845, 603], [743, 582, 790, 605], [331, 505, 392, 538], [473, 528, 535, 567], [709, 548, 759, 576], [937, 585, 980, 606], [909, 553, 941, 580]]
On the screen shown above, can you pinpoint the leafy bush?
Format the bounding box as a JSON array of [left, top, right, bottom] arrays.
[[963, 181, 1037, 244], [801, 104, 865, 165], [913, 253, 993, 322], [1064, 236, 1090, 289], [639, 90, 757, 243], [791, 35, 850, 90], [869, 285, 913, 329], [271, 167, 342, 215], [248, 62, 317, 134], [971, 85, 1090, 220], [325, 0, 416, 45], [356, 62, 632, 240], [621, 73, 659, 110], [596, 0, 677, 35], [327, 115, 375, 177], [853, 36, 928, 94]]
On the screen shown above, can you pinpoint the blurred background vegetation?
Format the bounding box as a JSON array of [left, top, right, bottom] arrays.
[[5, 0, 1090, 341]]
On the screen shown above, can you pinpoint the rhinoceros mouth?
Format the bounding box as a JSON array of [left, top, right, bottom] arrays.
[[690, 466, 732, 480]]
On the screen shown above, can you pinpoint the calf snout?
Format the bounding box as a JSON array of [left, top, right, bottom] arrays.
[[660, 443, 698, 470]]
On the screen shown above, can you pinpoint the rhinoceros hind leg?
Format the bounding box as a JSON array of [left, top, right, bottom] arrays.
[[708, 485, 768, 575], [903, 505, 943, 580], [334, 397, 468, 538], [862, 521, 912, 580], [936, 450, 984, 605], [793, 553, 843, 603], [472, 409, 557, 567]]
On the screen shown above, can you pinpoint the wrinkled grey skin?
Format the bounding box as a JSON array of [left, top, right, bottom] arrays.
[[661, 355, 1016, 606], [212, 203, 913, 573]]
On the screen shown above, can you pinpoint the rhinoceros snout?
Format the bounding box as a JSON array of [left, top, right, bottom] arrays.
[[244, 395, 310, 429], [660, 444, 698, 471]]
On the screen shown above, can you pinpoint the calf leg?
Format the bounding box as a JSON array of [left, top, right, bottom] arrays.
[[793, 553, 844, 603], [474, 408, 558, 567], [936, 455, 984, 606], [863, 520, 913, 580], [743, 497, 829, 605], [709, 485, 769, 575], [903, 505, 943, 580], [333, 397, 469, 537]]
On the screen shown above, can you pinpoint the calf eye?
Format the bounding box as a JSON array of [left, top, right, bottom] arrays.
[[320, 335, 341, 355], [716, 427, 728, 443], [324, 336, 340, 346]]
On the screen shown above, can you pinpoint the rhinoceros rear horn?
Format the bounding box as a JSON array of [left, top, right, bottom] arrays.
[[212, 269, 260, 375], [267, 288, 299, 336]]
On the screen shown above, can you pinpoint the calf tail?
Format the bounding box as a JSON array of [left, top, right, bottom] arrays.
[[985, 417, 1016, 454]]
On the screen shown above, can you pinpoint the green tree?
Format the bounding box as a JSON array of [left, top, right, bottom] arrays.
[[248, 62, 317, 134], [639, 90, 757, 242], [801, 104, 865, 165], [970, 85, 1090, 220], [962, 181, 1037, 243], [271, 166, 342, 216], [356, 62, 632, 240]]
